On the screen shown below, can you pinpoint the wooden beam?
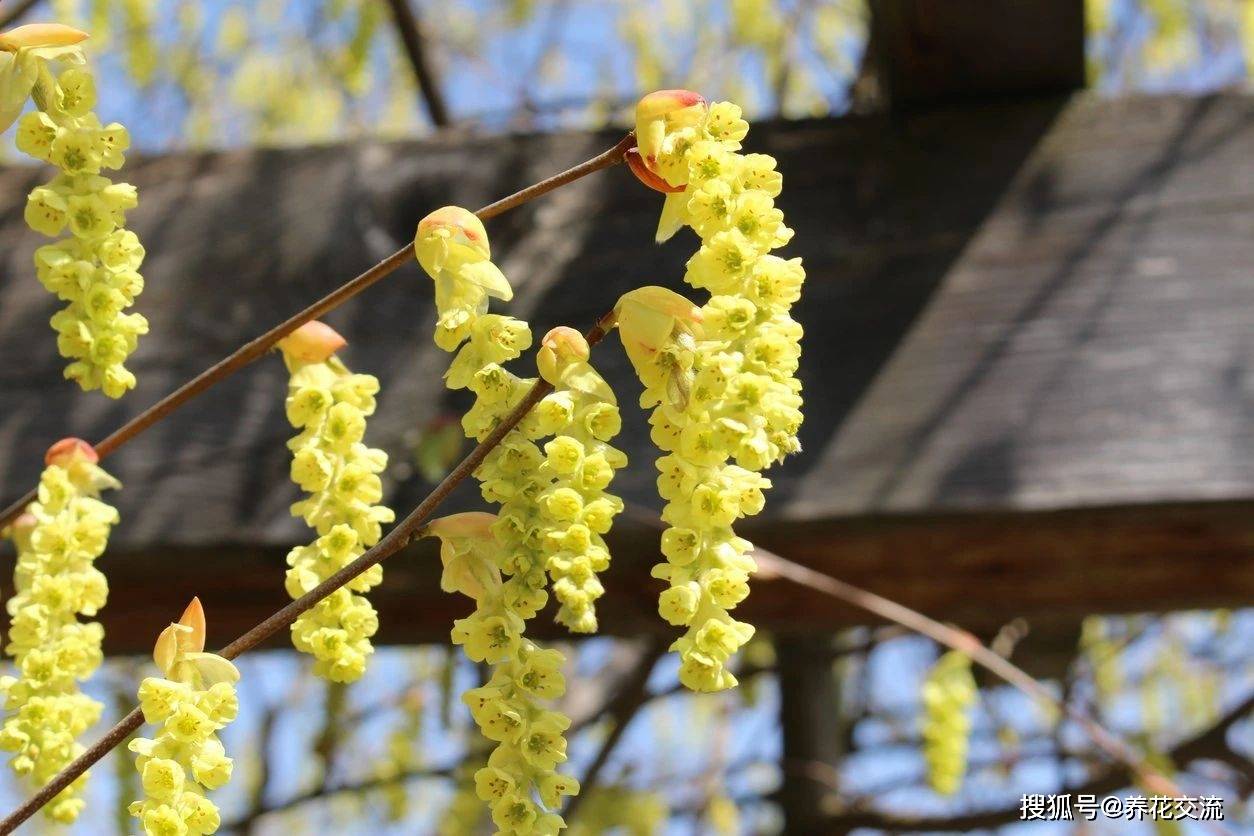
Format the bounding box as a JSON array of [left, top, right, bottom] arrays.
[[870, 0, 1085, 107], [88, 500, 1254, 653]]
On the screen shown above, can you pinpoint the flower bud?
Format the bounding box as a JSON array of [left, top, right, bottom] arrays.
[[612, 286, 702, 365], [0, 23, 89, 52], [277, 320, 346, 364], [427, 511, 497, 541], [635, 89, 706, 162], [626, 148, 684, 194], [536, 326, 589, 383], [45, 436, 97, 466], [415, 206, 490, 271]]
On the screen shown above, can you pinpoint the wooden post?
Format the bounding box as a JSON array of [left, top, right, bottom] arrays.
[[777, 635, 845, 832]]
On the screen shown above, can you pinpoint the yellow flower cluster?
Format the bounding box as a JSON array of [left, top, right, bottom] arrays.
[[425, 514, 578, 835], [920, 650, 977, 795], [3, 24, 148, 398], [129, 599, 240, 836], [618, 91, 804, 692], [416, 207, 626, 635], [416, 207, 625, 832], [278, 321, 395, 683], [0, 438, 118, 823]]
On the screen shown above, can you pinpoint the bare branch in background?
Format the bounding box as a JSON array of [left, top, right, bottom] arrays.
[[382, 0, 451, 128]]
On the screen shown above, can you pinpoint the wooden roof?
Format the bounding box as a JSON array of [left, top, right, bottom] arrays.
[[1, 92, 1253, 650]]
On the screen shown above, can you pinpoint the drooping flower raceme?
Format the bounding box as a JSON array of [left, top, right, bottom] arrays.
[[615, 91, 805, 692], [128, 598, 240, 836], [424, 514, 579, 836], [416, 207, 625, 831], [3, 23, 149, 398], [920, 650, 977, 795], [277, 321, 395, 683], [0, 438, 118, 823]]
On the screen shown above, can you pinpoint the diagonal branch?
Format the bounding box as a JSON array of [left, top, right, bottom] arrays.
[[0, 132, 636, 533], [382, 0, 450, 127]]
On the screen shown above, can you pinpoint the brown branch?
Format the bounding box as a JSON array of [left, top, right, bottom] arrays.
[[0, 132, 636, 533], [562, 639, 665, 821], [381, 0, 450, 128], [0, 303, 620, 831], [751, 550, 1184, 798], [0, 0, 41, 31]]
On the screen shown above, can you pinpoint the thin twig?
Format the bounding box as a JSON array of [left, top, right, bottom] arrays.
[[0, 133, 635, 533], [751, 548, 1185, 799], [382, 0, 450, 127], [0, 0, 41, 31], [0, 310, 618, 831]]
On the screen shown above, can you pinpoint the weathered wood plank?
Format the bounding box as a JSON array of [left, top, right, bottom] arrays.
[[87, 500, 1254, 653]]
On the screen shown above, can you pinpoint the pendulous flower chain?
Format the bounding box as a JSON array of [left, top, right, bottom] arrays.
[[2, 23, 148, 398], [616, 90, 805, 692], [921, 650, 976, 795], [0, 438, 118, 823], [277, 322, 395, 683], [128, 598, 240, 835], [417, 206, 627, 833]]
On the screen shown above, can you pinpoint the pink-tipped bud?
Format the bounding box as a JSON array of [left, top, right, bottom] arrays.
[[45, 437, 97, 467], [636, 89, 706, 120], [277, 321, 346, 363], [635, 89, 707, 173], [416, 206, 490, 261], [626, 148, 685, 194], [0, 23, 89, 51]]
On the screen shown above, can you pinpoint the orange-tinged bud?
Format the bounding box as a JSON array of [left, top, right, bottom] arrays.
[[0, 23, 89, 52], [45, 437, 97, 466], [416, 206, 490, 262], [635, 89, 706, 171], [626, 148, 685, 194], [636, 89, 705, 120], [277, 320, 346, 363], [537, 326, 590, 385], [153, 597, 208, 675], [179, 596, 207, 654]]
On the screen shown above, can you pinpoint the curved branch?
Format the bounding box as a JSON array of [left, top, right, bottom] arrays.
[[0, 132, 636, 532]]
